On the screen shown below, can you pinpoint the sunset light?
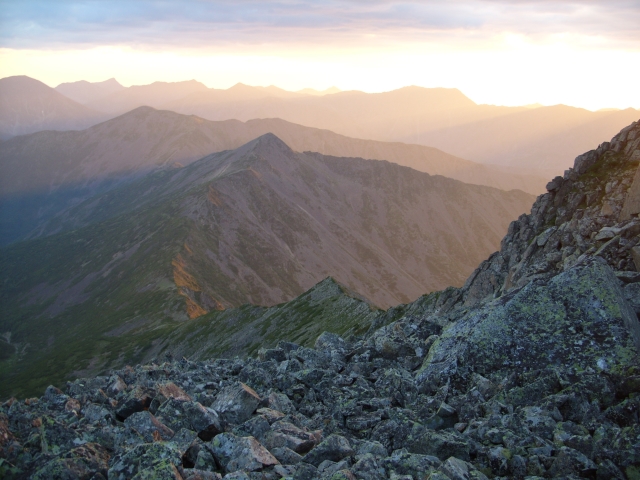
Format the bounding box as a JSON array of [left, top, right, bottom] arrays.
[[1, 0, 639, 110]]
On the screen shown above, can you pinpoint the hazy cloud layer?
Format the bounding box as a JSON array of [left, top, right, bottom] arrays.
[[2, 0, 639, 50]]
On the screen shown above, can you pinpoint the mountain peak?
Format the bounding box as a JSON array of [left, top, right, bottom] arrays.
[[0, 75, 52, 94], [245, 132, 295, 156]]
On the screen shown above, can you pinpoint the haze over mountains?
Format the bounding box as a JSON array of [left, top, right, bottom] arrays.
[[405, 104, 640, 175], [0, 76, 106, 137], [2, 75, 637, 179], [55, 78, 125, 105], [63, 77, 637, 177], [1, 73, 634, 397], [0, 134, 534, 393], [0, 106, 545, 246]]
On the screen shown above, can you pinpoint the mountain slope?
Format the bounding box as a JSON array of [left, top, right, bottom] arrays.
[[0, 108, 544, 246], [55, 78, 125, 104], [165, 85, 487, 141], [2, 124, 639, 480], [0, 106, 546, 198], [0, 134, 534, 396], [164, 83, 639, 177], [405, 105, 640, 176], [0, 76, 106, 136]]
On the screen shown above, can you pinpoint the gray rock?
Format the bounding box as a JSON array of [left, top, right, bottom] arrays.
[[351, 453, 385, 480], [620, 164, 640, 220], [303, 434, 355, 467], [548, 446, 598, 477], [264, 421, 318, 454], [210, 432, 279, 473], [108, 442, 183, 480], [115, 385, 154, 421], [417, 260, 640, 391], [381, 448, 441, 478], [211, 383, 261, 426], [183, 470, 223, 480], [271, 446, 303, 464], [440, 456, 489, 480], [293, 462, 318, 480], [157, 399, 222, 441], [124, 410, 174, 442]]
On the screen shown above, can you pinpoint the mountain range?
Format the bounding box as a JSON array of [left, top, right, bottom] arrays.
[[0, 106, 544, 246], [1, 119, 639, 480], [54, 78, 125, 105], [0, 133, 534, 397], [3, 75, 638, 179]]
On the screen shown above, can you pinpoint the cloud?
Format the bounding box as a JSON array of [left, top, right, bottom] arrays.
[[1, 0, 639, 50]]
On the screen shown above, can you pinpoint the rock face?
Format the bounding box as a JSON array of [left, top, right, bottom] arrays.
[[1, 121, 640, 479]]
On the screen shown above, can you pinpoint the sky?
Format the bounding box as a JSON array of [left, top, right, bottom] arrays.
[[1, 0, 639, 110]]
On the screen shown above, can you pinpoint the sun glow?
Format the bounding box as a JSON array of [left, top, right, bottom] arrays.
[[1, 33, 638, 111]]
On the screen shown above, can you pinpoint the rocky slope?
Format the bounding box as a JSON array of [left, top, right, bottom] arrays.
[[0, 107, 543, 246], [1, 124, 639, 479], [0, 134, 533, 398], [0, 76, 106, 137]]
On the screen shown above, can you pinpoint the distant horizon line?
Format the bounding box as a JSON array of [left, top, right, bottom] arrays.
[[10, 74, 637, 113]]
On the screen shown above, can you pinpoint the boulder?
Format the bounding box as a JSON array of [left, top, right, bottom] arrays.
[[302, 434, 355, 467], [381, 449, 441, 478], [108, 442, 183, 480], [440, 456, 489, 480], [209, 432, 279, 473], [417, 260, 640, 391], [211, 383, 261, 426], [263, 421, 318, 453], [158, 399, 222, 441], [115, 385, 154, 421], [124, 410, 174, 442], [620, 164, 640, 221], [32, 443, 110, 480]]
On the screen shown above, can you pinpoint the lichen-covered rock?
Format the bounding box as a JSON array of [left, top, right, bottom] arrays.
[[263, 420, 318, 453], [157, 399, 221, 441], [302, 434, 355, 467], [417, 260, 639, 391], [381, 448, 441, 478], [211, 383, 261, 426], [210, 432, 279, 473], [439, 456, 489, 480], [183, 469, 223, 480], [32, 443, 110, 480], [115, 385, 155, 421], [124, 411, 175, 442], [108, 442, 183, 480]]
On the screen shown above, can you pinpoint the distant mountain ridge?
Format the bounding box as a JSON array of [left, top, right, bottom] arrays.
[[55, 78, 125, 104], [0, 107, 545, 246], [7, 74, 637, 179], [0, 76, 106, 136], [86, 79, 209, 115]]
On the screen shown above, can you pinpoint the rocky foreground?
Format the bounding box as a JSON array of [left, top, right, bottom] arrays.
[[1, 121, 640, 479]]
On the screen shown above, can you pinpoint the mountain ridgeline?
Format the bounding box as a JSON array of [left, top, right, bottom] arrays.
[[0, 107, 546, 247], [0, 76, 106, 137], [3, 74, 639, 180], [1, 122, 639, 480], [0, 133, 534, 397]]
